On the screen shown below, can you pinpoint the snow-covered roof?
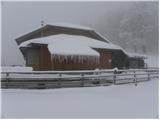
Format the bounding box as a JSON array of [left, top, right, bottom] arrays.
[[19, 34, 122, 57], [47, 22, 93, 31], [48, 23, 111, 43], [127, 53, 147, 59]]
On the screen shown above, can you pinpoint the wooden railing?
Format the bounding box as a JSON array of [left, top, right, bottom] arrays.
[[1, 68, 159, 89]]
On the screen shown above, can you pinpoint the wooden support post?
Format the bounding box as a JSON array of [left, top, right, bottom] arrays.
[[58, 74, 62, 88], [147, 70, 150, 81], [133, 70, 137, 86], [113, 69, 117, 85], [81, 73, 84, 87], [6, 72, 10, 88]]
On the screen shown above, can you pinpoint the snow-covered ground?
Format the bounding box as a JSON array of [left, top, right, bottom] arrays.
[[1, 78, 158, 119], [1, 66, 33, 72]]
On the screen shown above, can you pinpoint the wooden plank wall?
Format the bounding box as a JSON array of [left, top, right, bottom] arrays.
[[39, 46, 52, 71], [33, 47, 114, 70], [27, 46, 113, 71]]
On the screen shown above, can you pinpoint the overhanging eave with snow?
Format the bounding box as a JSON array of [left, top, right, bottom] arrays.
[[19, 34, 122, 63]]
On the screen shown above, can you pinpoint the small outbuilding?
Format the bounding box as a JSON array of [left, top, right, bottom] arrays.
[[15, 23, 139, 71], [126, 53, 147, 69]]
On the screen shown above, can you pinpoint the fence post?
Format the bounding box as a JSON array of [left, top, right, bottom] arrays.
[[133, 70, 137, 86], [58, 73, 62, 88], [6, 72, 10, 88], [147, 69, 150, 81], [81, 73, 84, 87], [113, 69, 117, 85]]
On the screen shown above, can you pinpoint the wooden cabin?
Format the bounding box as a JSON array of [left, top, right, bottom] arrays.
[[16, 23, 129, 71]]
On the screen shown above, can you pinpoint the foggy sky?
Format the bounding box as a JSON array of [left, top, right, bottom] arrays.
[[1, 1, 158, 66]]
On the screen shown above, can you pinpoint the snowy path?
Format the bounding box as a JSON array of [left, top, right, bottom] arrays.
[[1, 78, 158, 119]]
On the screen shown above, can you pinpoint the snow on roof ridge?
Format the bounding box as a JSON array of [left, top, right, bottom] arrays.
[[94, 31, 111, 43], [47, 22, 93, 30]]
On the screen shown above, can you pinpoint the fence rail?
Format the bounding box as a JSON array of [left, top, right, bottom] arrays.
[[1, 68, 159, 89]]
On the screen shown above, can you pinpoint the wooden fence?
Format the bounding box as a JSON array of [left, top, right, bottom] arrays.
[[1, 68, 159, 89]]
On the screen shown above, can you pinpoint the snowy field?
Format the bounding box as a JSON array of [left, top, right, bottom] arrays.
[[1, 78, 158, 119]]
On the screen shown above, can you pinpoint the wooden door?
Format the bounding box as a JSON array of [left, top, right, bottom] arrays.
[[100, 51, 112, 69]]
